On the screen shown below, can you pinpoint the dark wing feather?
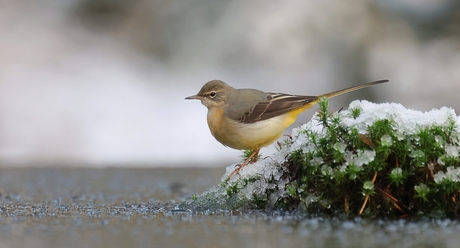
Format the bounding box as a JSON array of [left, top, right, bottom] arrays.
[[238, 93, 318, 123]]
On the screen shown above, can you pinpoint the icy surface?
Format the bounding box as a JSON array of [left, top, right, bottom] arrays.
[[15, 167, 460, 248]]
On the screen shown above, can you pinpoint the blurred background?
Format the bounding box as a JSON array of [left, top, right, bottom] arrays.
[[1, 0, 460, 167]]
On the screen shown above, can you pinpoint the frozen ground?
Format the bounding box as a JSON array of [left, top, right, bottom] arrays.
[[1, 167, 460, 248]]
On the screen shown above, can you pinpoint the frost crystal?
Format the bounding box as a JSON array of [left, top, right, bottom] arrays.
[[321, 165, 332, 176], [391, 167, 402, 176], [435, 135, 445, 148], [333, 142, 347, 153], [362, 181, 375, 195], [346, 150, 376, 167], [437, 157, 445, 166], [434, 166, 460, 183], [363, 181, 375, 190], [434, 171, 446, 184], [445, 145, 459, 158], [410, 150, 425, 159], [311, 157, 324, 167], [381, 134, 393, 147], [415, 183, 430, 194]]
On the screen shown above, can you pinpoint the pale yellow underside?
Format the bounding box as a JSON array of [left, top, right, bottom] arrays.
[[207, 104, 313, 150]]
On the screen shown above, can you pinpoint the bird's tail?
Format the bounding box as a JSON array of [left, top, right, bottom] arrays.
[[318, 80, 389, 99]]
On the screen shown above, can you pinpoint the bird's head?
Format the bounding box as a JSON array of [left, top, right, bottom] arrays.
[[185, 80, 234, 109]]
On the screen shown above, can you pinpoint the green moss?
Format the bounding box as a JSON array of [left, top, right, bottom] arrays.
[[284, 100, 460, 218]]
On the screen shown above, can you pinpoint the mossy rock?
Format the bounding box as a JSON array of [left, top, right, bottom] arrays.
[[180, 99, 460, 218]]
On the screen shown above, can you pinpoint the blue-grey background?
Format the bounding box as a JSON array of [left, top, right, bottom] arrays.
[[1, 0, 460, 167]]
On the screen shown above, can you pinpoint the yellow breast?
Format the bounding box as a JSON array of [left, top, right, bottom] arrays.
[[207, 107, 305, 151]]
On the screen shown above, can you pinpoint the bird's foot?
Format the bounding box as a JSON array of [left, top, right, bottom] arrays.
[[228, 164, 244, 179], [226, 149, 259, 181]]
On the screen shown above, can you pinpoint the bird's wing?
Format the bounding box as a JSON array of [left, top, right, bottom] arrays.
[[234, 80, 389, 124], [238, 93, 318, 124]]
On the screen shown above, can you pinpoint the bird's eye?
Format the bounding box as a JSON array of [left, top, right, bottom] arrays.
[[209, 91, 217, 98]]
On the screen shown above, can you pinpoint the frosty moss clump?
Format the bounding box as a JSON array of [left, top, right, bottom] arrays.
[[180, 99, 460, 218]]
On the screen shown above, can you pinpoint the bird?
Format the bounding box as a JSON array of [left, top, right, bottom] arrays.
[[185, 79, 388, 179]]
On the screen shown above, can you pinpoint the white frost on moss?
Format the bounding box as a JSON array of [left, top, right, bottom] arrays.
[[221, 145, 292, 205], [434, 166, 460, 183], [342, 101, 459, 137], [445, 145, 459, 158], [381, 134, 393, 147], [345, 150, 376, 167]]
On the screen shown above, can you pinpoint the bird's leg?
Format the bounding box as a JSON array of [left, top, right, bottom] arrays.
[[228, 149, 259, 179], [250, 149, 259, 163]]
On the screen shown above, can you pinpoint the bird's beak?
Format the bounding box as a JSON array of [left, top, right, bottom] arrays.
[[185, 95, 201, 100]]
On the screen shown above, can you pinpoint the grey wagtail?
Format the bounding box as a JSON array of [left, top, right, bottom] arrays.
[[186, 79, 388, 178]]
